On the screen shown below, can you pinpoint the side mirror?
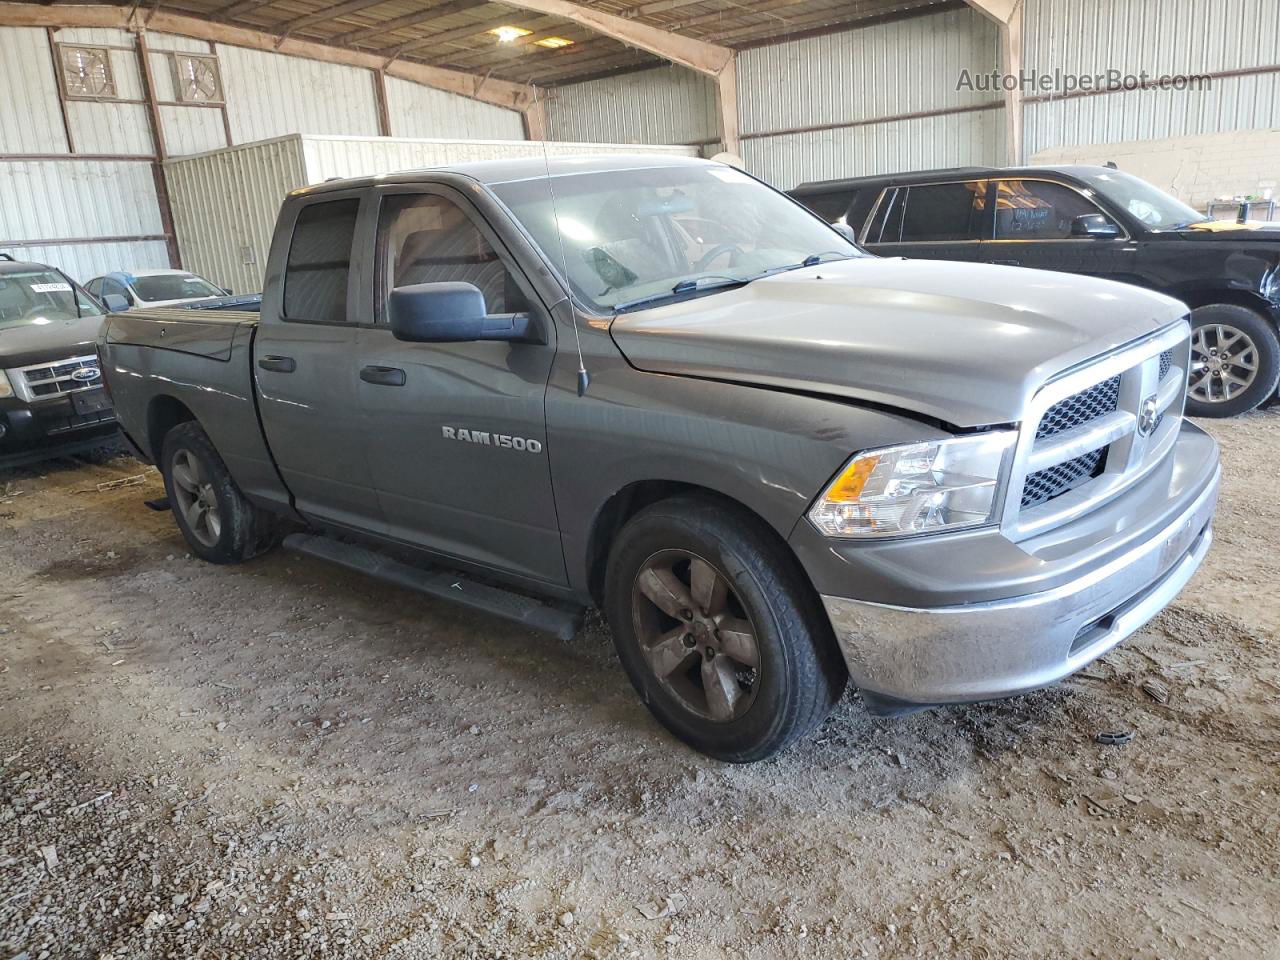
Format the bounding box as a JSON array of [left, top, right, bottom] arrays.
[[831, 222, 857, 243], [1071, 213, 1121, 239], [389, 281, 538, 344], [102, 293, 130, 312], [222, 287, 234, 296]]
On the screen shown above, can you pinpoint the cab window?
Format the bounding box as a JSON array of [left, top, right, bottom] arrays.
[[898, 181, 987, 243], [376, 193, 523, 317], [993, 180, 1114, 240], [800, 191, 854, 223], [283, 198, 358, 323]]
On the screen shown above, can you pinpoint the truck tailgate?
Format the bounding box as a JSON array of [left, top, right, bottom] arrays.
[[105, 307, 258, 362]]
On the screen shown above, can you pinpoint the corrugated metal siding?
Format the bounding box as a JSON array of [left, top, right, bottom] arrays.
[[146, 32, 214, 54], [546, 65, 719, 145], [744, 107, 1006, 190], [160, 105, 228, 156], [0, 241, 170, 283], [164, 134, 698, 292], [216, 43, 380, 143], [0, 28, 68, 155], [52, 27, 135, 47], [66, 101, 154, 156], [0, 160, 161, 241], [738, 7, 1001, 136], [385, 76, 525, 140], [1023, 0, 1280, 157], [163, 136, 308, 294]]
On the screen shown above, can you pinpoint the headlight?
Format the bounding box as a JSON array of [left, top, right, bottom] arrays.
[[0, 371, 12, 399], [808, 432, 1015, 538]]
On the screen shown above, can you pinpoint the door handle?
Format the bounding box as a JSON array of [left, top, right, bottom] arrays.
[[360, 364, 406, 387], [258, 355, 296, 373]]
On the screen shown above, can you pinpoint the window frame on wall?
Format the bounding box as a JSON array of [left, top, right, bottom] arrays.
[[56, 43, 121, 102], [170, 52, 225, 105]]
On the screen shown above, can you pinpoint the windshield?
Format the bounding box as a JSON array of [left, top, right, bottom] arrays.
[[0, 270, 102, 329], [489, 164, 863, 312], [1079, 169, 1208, 230], [132, 273, 223, 301]]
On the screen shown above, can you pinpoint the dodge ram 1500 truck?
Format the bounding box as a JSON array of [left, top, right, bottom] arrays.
[[98, 155, 1221, 762]]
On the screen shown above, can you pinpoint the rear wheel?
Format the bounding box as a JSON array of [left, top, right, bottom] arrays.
[[604, 495, 846, 763], [1185, 304, 1280, 418], [161, 421, 277, 563]]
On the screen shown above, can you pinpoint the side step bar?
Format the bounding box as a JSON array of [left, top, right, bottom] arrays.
[[282, 533, 584, 641]]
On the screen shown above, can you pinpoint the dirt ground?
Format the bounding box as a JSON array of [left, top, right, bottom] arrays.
[[1, 414, 1278, 960]]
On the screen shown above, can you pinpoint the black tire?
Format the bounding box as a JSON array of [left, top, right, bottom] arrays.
[[603, 494, 846, 763], [1185, 304, 1280, 418], [160, 421, 277, 564]]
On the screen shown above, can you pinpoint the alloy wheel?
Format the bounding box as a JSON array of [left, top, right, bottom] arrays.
[[171, 449, 222, 548], [1189, 323, 1259, 404], [630, 550, 761, 722]]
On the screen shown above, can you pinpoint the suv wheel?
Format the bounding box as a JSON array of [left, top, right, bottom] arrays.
[[604, 495, 846, 763], [161, 421, 277, 563], [1185, 304, 1280, 418]]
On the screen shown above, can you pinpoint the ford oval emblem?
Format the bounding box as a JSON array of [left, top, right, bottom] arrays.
[[71, 366, 101, 383]]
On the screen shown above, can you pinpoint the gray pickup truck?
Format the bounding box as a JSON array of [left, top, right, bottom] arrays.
[[98, 155, 1220, 762]]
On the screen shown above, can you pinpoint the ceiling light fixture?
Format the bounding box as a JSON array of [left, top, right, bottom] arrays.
[[534, 36, 574, 48], [489, 25, 531, 42]]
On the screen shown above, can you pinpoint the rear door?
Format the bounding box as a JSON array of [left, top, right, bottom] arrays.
[[985, 177, 1141, 282], [254, 190, 385, 532], [356, 184, 564, 585], [862, 180, 991, 263]]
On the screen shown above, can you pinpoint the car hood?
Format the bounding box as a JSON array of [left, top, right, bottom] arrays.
[[1174, 221, 1280, 242], [0, 313, 105, 368], [609, 257, 1187, 427], [139, 295, 221, 308]]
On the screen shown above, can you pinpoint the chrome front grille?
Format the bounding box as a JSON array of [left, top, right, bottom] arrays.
[[1006, 324, 1190, 539], [13, 355, 101, 401]]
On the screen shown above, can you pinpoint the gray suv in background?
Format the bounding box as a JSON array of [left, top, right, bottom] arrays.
[[98, 156, 1219, 762]]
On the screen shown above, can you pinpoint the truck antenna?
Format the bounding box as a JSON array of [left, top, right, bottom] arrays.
[[533, 86, 590, 397]]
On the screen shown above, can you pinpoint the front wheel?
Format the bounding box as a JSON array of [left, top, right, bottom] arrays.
[[1185, 304, 1280, 418], [161, 421, 277, 564], [604, 495, 846, 763]]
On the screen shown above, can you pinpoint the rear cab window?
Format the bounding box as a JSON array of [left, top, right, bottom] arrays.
[[283, 198, 359, 324], [798, 191, 855, 224]]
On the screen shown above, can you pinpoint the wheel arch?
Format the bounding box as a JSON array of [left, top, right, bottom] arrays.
[[1178, 287, 1279, 323], [583, 480, 820, 612], [146, 394, 197, 462]]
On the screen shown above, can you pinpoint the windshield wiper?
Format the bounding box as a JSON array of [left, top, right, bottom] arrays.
[[613, 275, 755, 313], [799, 250, 855, 268]]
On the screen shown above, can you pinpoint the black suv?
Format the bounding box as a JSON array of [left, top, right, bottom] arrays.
[[792, 165, 1280, 417], [0, 254, 117, 466]]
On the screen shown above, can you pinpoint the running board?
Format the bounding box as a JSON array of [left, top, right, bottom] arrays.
[[282, 533, 584, 641]]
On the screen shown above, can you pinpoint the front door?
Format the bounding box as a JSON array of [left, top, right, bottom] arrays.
[[356, 185, 564, 586], [983, 178, 1142, 284], [255, 192, 384, 532]]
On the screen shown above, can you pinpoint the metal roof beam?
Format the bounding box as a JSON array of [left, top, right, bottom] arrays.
[[329, 0, 485, 47], [963, 0, 1023, 164]]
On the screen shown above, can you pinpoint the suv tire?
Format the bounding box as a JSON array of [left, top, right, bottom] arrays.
[[161, 421, 277, 564], [604, 494, 846, 762], [1186, 304, 1280, 418]]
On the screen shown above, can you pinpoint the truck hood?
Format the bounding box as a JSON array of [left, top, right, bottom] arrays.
[[1174, 221, 1280, 242], [609, 257, 1187, 427], [0, 313, 105, 368]]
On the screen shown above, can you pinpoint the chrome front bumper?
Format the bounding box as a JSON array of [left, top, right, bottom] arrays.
[[821, 463, 1219, 709]]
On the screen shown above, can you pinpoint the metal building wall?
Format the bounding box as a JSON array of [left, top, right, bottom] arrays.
[[385, 77, 526, 140], [164, 134, 698, 294], [0, 28, 69, 154], [737, 6, 1004, 188], [1022, 0, 1280, 157], [148, 33, 229, 157], [545, 65, 719, 147], [215, 44, 382, 144]]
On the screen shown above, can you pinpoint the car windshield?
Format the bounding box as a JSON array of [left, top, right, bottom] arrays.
[[489, 164, 864, 312], [132, 273, 223, 301], [1079, 169, 1210, 230], [0, 270, 102, 329]]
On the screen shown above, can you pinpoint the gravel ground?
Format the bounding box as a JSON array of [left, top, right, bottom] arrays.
[[1, 414, 1278, 960]]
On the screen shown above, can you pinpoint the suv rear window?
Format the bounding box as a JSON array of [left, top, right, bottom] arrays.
[[799, 191, 854, 223], [283, 199, 358, 323], [898, 181, 987, 243]]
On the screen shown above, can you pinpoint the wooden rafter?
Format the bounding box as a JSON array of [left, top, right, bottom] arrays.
[[330, 0, 484, 47], [277, 0, 393, 38], [0, 2, 538, 111]]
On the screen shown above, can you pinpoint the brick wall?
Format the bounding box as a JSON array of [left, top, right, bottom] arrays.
[[1032, 128, 1280, 215]]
